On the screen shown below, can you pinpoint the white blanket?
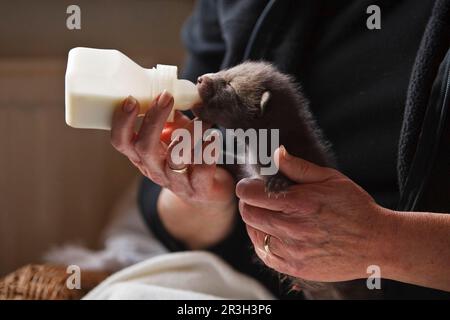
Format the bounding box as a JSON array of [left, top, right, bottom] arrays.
[[83, 251, 274, 300], [46, 179, 274, 300]]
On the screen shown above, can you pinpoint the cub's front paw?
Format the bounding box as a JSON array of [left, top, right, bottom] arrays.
[[264, 174, 293, 197]]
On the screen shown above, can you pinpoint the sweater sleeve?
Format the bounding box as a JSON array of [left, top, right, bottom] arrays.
[[137, 176, 299, 298], [137, 177, 253, 273], [137, 175, 285, 293]]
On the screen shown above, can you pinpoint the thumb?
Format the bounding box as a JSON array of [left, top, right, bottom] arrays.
[[274, 145, 337, 183]]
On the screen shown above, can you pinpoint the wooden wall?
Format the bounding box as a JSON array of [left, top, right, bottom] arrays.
[[0, 0, 194, 275]]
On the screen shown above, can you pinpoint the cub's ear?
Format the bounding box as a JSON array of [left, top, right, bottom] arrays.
[[260, 91, 271, 116]]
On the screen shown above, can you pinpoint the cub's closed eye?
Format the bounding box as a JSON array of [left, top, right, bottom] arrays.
[[226, 82, 236, 93], [226, 82, 235, 89]]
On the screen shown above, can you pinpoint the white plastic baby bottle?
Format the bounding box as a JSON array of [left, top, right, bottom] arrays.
[[65, 47, 201, 130]]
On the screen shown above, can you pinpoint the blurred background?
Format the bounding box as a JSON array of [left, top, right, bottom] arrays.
[[0, 0, 195, 275]]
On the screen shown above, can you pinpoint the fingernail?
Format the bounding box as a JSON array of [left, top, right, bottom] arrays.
[[123, 96, 137, 113], [280, 145, 290, 159], [158, 90, 173, 108]]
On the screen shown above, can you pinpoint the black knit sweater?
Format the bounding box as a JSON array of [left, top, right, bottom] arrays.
[[139, 0, 450, 299]]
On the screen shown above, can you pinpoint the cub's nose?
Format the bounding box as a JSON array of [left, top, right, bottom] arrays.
[[196, 75, 215, 100], [197, 75, 213, 85]]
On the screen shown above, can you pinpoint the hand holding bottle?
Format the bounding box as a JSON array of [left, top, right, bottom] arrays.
[[110, 91, 237, 249]]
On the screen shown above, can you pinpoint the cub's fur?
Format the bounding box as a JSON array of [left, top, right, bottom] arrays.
[[194, 62, 343, 298]]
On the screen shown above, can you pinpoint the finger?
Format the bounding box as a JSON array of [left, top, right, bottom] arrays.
[[164, 137, 194, 197], [239, 201, 294, 239], [275, 146, 338, 183], [164, 166, 194, 198], [135, 90, 173, 160], [160, 111, 192, 144], [189, 130, 221, 194], [133, 91, 174, 185], [246, 225, 289, 265], [110, 96, 141, 163], [165, 118, 212, 169], [184, 118, 212, 164], [164, 119, 215, 197], [166, 135, 190, 170], [236, 178, 315, 212]]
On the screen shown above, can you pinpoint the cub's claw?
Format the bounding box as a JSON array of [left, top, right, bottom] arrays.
[[265, 174, 293, 196]]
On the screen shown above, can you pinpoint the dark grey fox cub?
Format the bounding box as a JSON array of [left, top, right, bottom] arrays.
[[193, 61, 339, 298], [193, 61, 334, 192]]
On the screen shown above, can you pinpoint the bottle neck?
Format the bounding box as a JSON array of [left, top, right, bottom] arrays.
[[145, 64, 178, 98], [143, 65, 178, 121]]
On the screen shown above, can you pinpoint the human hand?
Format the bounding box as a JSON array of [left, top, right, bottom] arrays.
[[110, 92, 236, 248], [236, 146, 388, 282], [111, 91, 235, 207]]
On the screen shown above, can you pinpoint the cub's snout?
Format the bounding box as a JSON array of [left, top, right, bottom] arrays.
[[196, 74, 215, 101]]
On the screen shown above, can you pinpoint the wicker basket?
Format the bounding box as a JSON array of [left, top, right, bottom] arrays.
[[0, 264, 109, 300]]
